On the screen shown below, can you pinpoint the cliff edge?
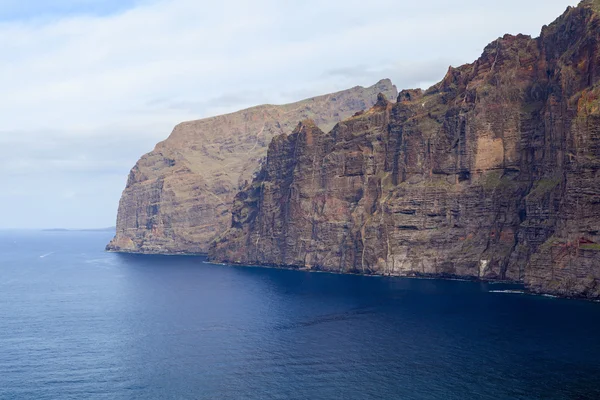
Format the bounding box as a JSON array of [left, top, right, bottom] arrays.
[[210, 1, 600, 299], [107, 80, 398, 254]]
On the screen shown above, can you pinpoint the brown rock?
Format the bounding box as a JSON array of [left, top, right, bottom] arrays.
[[210, 1, 600, 299], [107, 80, 398, 254]]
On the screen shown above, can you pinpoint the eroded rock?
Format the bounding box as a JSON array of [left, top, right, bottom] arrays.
[[107, 80, 398, 254], [210, 2, 600, 299]]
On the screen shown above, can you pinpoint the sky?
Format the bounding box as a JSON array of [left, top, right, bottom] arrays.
[[0, 0, 579, 229]]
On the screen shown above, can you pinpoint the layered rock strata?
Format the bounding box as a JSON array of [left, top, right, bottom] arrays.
[[107, 80, 398, 254], [210, 1, 600, 298]]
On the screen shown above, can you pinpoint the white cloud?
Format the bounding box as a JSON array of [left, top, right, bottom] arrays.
[[0, 0, 579, 228]]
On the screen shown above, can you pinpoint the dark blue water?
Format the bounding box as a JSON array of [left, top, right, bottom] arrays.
[[1, 231, 600, 399]]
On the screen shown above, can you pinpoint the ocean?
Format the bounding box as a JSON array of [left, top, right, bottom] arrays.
[[1, 230, 600, 399]]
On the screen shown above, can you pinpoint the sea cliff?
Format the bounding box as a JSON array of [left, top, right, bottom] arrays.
[[209, 1, 600, 299], [107, 80, 397, 254]]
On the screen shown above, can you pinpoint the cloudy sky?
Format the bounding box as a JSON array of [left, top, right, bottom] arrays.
[[1, 0, 578, 229]]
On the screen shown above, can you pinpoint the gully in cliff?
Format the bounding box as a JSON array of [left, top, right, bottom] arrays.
[[111, 1, 600, 301], [208, 1, 600, 300]]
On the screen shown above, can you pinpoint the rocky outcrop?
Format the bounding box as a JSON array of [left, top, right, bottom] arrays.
[[107, 80, 398, 254], [210, 1, 600, 299]]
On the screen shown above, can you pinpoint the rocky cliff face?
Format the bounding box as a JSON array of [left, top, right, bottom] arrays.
[[210, 1, 600, 299], [107, 80, 398, 254]]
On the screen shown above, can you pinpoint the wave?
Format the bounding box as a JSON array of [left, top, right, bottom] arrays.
[[39, 252, 55, 258], [203, 261, 227, 266], [489, 290, 526, 295], [540, 294, 559, 299]]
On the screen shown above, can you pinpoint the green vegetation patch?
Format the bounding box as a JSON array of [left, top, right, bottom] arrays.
[[423, 178, 453, 189], [418, 117, 442, 139], [527, 178, 561, 200], [481, 170, 519, 191], [577, 86, 600, 116], [538, 237, 561, 252], [580, 243, 600, 251], [588, 0, 600, 12]]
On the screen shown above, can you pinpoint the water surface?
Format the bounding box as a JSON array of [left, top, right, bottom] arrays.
[[1, 230, 600, 399]]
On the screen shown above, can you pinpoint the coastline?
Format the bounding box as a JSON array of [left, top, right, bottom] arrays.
[[105, 248, 208, 257], [104, 248, 600, 301], [106, 248, 600, 302]]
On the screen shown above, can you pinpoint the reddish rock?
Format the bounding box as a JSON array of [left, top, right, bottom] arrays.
[[210, 1, 600, 299]]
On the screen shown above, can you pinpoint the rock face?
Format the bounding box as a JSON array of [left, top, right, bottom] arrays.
[[210, 1, 600, 299], [107, 80, 398, 254]]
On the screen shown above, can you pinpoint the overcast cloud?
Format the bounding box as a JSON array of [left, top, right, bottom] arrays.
[[0, 0, 578, 229]]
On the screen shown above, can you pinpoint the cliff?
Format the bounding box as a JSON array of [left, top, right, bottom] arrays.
[[107, 80, 398, 254], [210, 1, 600, 299]]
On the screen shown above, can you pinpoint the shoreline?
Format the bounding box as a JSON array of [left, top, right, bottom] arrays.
[[103, 248, 600, 302]]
